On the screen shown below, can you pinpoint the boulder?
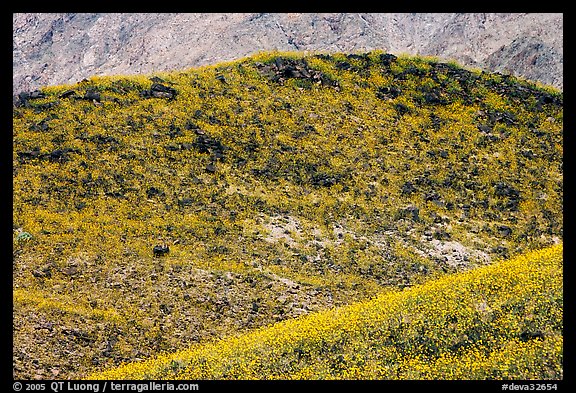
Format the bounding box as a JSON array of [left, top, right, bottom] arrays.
[[29, 90, 46, 99], [59, 90, 76, 98], [497, 225, 512, 237], [379, 53, 398, 66], [29, 120, 50, 132], [141, 83, 178, 100], [494, 182, 520, 199], [153, 245, 170, 257], [84, 89, 101, 102], [192, 134, 227, 159]]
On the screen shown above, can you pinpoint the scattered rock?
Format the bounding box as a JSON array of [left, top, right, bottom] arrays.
[[102, 335, 118, 357], [17, 148, 42, 161], [17, 147, 79, 163], [75, 132, 119, 145], [105, 191, 126, 199], [142, 83, 178, 100], [492, 245, 509, 259], [207, 115, 220, 125], [416, 239, 490, 269], [494, 182, 519, 197], [26, 100, 59, 112], [394, 103, 410, 115], [395, 65, 427, 80], [379, 53, 398, 66], [424, 191, 442, 203], [205, 163, 217, 173], [61, 328, 95, 344], [29, 90, 46, 99], [493, 182, 521, 211], [168, 125, 183, 138], [88, 134, 118, 145], [160, 304, 172, 314], [399, 205, 420, 221], [488, 110, 516, 125], [335, 61, 352, 70], [433, 229, 451, 240], [62, 265, 79, 276], [146, 187, 164, 198], [477, 124, 493, 134], [15, 90, 45, 107], [530, 128, 547, 138], [535, 92, 562, 109], [376, 86, 401, 100], [193, 109, 203, 118], [83, 89, 101, 102], [177, 198, 194, 207], [47, 148, 79, 163], [256, 57, 339, 88], [498, 225, 513, 237], [520, 149, 536, 159], [29, 120, 50, 132], [185, 120, 201, 131], [311, 172, 340, 187], [34, 322, 54, 332], [164, 143, 180, 151], [192, 134, 227, 160], [149, 76, 167, 84], [58, 89, 76, 98], [32, 267, 51, 278]]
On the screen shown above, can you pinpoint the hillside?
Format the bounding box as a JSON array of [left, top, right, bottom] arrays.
[[13, 13, 564, 95], [89, 244, 563, 380], [12, 51, 563, 379]]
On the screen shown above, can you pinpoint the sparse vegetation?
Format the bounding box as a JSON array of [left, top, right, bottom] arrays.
[[13, 51, 562, 379]]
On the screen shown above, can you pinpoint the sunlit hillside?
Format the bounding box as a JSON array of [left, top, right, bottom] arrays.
[[13, 51, 562, 379]]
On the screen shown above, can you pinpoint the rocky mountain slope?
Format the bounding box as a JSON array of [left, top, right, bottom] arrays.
[[13, 51, 562, 379], [13, 13, 563, 96]]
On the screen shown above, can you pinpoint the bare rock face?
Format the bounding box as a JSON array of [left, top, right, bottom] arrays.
[[13, 13, 563, 95]]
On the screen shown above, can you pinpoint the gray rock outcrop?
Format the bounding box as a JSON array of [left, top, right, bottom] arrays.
[[13, 13, 563, 95]]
